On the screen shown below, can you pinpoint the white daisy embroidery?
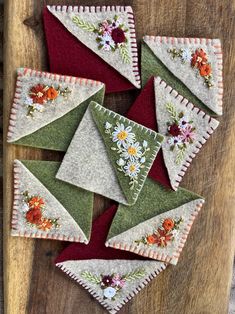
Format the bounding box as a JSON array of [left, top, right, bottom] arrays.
[[112, 123, 135, 147], [124, 160, 141, 178], [121, 142, 143, 161]]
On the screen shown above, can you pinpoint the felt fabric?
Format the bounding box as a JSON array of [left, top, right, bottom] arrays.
[[7, 67, 105, 151], [56, 101, 164, 206], [12, 160, 93, 243], [142, 36, 223, 116], [43, 6, 140, 93]]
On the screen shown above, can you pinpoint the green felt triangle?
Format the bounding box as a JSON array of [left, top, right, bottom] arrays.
[[21, 160, 93, 241], [13, 88, 105, 151], [90, 102, 164, 205], [107, 177, 203, 239], [141, 41, 214, 116]]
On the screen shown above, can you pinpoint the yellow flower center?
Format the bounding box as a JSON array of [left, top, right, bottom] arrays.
[[117, 131, 128, 141], [129, 165, 136, 172], [34, 201, 39, 207], [37, 92, 44, 98], [128, 146, 137, 156]]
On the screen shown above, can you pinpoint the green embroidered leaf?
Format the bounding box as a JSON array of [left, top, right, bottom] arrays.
[[119, 44, 131, 64], [123, 268, 146, 281], [175, 145, 187, 165], [81, 271, 101, 284], [72, 16, 97, 32], [166, 103, 178, 121]]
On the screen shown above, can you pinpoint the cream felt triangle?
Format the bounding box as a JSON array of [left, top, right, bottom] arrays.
[[154, 77, 219, 190], [143, 36, 223, 115], [47, 5, 140, 89], [11, 160, 88, 243], [7, 67, 104, 143], [106, 199, 204, 265], [56, 259, 166, 314]]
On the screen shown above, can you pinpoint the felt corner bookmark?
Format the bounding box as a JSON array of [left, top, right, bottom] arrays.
[[141, 36, 223, 116], [11, 160, 93, 243], [55, 204, 166, 314], [106, 177, 205, 265], [56, 101, 164, 206], [127, 76, 219, 190], [7, 67, 105, 151], [43, 5, 140, 93]]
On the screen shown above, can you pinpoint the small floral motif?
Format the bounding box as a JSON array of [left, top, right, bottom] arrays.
[[25, 84, 71, 117], [105, 122, 150, 190], [81, 268, 145, 301], [135, 217, 183, 248], [22, 191, 60, 231], [165, 103, 196, 165], [167, 47, 213, 88], [72, 15, 130, 63]]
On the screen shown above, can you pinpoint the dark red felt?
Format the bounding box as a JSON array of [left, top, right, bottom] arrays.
[[55, 204, 149, 264], [126, 77, 172, 189], [43, 8, 136, 94]]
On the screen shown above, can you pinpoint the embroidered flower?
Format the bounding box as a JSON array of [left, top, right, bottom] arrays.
[[111, 275, 125, 288], [111, 27, 126, 44], [100, 20, 113, 34], [199, 63, 212, 77], [191, 48, 208, 68], [25, 96, 34, 106], [121, 142, 143, 161], [180, 125, 196, 143], [179, 117, 189, 129], [99, 33, 115, 51], [146, 234, 158, 244], [103, 287, 117, 300], [124, 160, 141, 178], [105, 122, 112, 130], [162, 218, 175, 231], [181, 48, 192, 62], [47, 87, 59, 100], [116, 158, 125, 167], [29, 84, 48, 104], [26, 208, 42, 225], [168, 123, 181, 137], [101, 275, 114, 286], [140, 156, 146, 163], [28, 196, 44, 210], [112, 123, 135, 146], [155, 228, 173, 247], [143, 140, 148, 148]]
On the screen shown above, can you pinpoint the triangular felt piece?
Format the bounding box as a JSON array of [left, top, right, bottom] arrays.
[[45, 6, 140, 93], [12, 160, 93, 243], [154, 76, 219, 190], [142, 36, 223, 115], [106, 178, 204, 265], [7, 68, 105, 151], [55, 205, 166, 314], [56, 101, 164, 205]]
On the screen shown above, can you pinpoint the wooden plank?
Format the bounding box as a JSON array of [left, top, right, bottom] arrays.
[[3, 0, 235, 313]]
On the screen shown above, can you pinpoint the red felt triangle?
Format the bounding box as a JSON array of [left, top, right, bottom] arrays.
[[43, 8, 136, 94], [126, 77, 172, 188], [55, 204, 149, 264]]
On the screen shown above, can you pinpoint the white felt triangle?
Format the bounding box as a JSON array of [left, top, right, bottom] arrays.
[[56, 106, 127, 205], [7, 68, 104, 142], [154, 77, 219, 190], [56, 259, 166, 314], [144, 36, 223, 115], [106, 199, 204, 265], [47, 5, 140, 89], [11, 160, 88, 243]]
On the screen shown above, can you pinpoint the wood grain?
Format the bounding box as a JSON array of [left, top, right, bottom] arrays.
[[3, 1, 235, 313]]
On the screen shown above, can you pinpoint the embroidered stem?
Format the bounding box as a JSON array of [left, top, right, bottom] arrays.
[[122, 268, 146, 281], [175, 145, 187, 165], [81, 271, 101, 284], [119, 44, 131, 64], [72, 16, 96, 32], [166, 103, 178, 122]]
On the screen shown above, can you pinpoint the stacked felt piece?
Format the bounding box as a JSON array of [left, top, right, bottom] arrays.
[[7, 4, 223, 314]]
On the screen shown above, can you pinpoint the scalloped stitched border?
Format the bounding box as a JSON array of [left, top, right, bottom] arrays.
[[48, 5, 141, 88], [56, 261, 166, 314], [11, 161, 87, 243], [154, 76, 219, 190], [7, 67, 104, 142], [93, 102, 163, 203], [143, 35, 223, 115], [106, 199, 204, 266]]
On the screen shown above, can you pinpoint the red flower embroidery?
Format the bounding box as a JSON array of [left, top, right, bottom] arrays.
[[111, 28, 126, 44], [156, 228, 173, 247], [26, 208, 42, 225], [29, 84, 47, 104], [28, 196, 44, 210], [168, 123, 181, 137], [191, 49, 208, 68]]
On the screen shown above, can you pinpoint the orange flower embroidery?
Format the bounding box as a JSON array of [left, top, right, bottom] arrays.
[[191, 48, 208, 68], [38, 218, 53, 231], [199, 64, 212, 77], [146, 234, 158, 244], [162, 218, 175, 232], [28, 196, 44, 210], [47, 87, 58, 100]]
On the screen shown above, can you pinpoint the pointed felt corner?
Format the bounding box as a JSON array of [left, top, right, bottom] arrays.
[[7, 67, 105, 151], [154, 76, 219, 190], [106, 178, 204, 265], [11, 160, 93, 243], [142, 36, 223, 116], [44, 6, 141, 93]]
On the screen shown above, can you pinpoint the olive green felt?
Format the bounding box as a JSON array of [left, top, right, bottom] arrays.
[[141, 42, 215, 116], [107, 177, 203, 239], [90, 102, 164, 205], [21, 160, 93, 240], [13, 88, 105, 151]]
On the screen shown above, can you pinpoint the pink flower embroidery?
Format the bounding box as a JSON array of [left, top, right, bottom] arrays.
[[181, 125, 196, 143], [100, 20, 113, 34], [111, 274, 125, 288]]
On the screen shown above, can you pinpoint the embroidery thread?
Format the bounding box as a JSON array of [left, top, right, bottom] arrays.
[[167, 47, 213, 88], [165, 103, 196, 165], [135, 217, 183, 247], [72, 15, 130, 63], [22, 191, 60, 231], [81, 268, 146, 301], [105, 122, 150, 190], [25, 84, 71, 117]]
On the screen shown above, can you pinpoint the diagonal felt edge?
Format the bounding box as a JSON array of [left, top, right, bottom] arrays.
[[154, 76, 220, 190], [47, 5, 141, 90], [143, 36, 223, 116], [7, 67, 105, 143], [106, 199, 204, 265], [12, 160, 89, 243], [56, 259, 166, 314], [90, 101, 164, 205]]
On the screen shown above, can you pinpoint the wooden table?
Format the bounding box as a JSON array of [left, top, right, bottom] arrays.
[[3, 1, 235, 313]]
